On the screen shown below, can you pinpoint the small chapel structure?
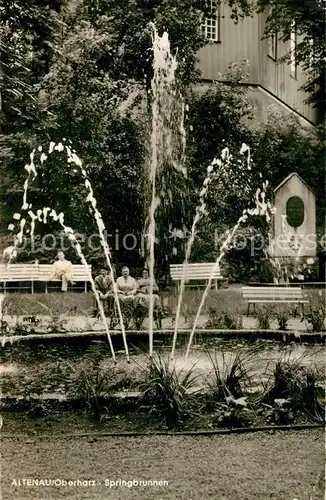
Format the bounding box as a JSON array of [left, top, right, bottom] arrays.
[[269, 173, 316, 260]]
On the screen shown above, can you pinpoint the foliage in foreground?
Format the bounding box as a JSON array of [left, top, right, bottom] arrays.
[[205, 350, 253, 402], [302, 295, 326, 332], [139, 354, 200, 427], [2, 348, 324, 428], [261, 357, 324, 423], [67, 360, 142, 419]]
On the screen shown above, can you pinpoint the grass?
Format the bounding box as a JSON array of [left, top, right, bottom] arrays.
[[302, 294, 326, 332], [2, 292, 94, 316], [203, 349, 256, 427], [2, 288, 244, 318], [274, 307, 292, 330], [205, 350, 253, 403], [67, 361, 121, 420], [255, 306, 273, 329], [164, 287, 247, 317]]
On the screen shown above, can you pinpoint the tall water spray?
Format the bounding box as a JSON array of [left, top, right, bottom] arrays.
[[147, 24, 186, 356], [185, 168, 274, 357], [170, 157, 217, 359], [171, 144, 258, 358], [3, 143, 129, 361]]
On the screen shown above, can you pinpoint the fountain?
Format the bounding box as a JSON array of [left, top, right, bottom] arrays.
[[171, 144, 258, 359], [185, 177, 273, 357], [2, 143, 130, 362], [147, 23, 187, 356], [1, 24, 274, 364]]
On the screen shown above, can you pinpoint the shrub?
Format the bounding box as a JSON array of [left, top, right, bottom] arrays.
[[0, 319, 9, 335], [255, 307, 273, 329], [261, 358, 324, 422], [262, 399, 294, 425], [12, 315, 41, 335], [67, 361, 134, 420], [213, 396, 254, 428], [301, 368, 325, 421], [205, 350, 253, 407], [302, 299, 326, 332], [139, 354, 199, 427], [206, 307, 242, 330], [274, 308, 292, 331]]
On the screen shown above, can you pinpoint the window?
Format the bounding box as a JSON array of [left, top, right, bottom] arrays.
[[290, 24, 297, 78], [267, 33, 277, 60], [201, 0, 220, 42]]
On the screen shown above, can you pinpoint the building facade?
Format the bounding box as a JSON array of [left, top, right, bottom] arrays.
[[198, 2, 316, 127]]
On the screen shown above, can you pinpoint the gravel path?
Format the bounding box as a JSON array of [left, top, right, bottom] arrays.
[[1, 430, 324, 500]]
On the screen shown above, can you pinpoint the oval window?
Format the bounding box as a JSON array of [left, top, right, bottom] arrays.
[[286, 196, 305, 227]]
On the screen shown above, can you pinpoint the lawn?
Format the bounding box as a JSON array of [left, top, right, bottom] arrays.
[[2, 286, 324, 324], [1, 429, 324, 499]]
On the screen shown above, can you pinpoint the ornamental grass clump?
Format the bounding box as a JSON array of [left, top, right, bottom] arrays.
[[205, 350, 253, 407], [204, 350, 255, 427], [274, 307, 292, 331], [255, 307, 273, 329], [261, 357, 324, 423], [67, 361, 132, 420], [302, 299, 326, 332], [139, 354, 199, 427], [206, 307, 242, 330]]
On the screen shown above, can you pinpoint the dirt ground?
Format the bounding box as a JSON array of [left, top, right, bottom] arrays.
[[1, 429, 324, 500]]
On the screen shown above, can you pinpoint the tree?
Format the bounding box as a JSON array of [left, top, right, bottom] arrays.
[[252, 116, 326, 240], [0, 0, 66, 131]]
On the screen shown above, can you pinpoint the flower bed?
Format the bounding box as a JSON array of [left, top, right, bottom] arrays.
[[1, 344, 324, 431]]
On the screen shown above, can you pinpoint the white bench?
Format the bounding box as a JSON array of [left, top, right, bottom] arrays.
[[0, 264, 40, 293], [39, 264, 92, 293], [0, 263, 92, 293], [170, 263, 225, 291], [242, 286, 309, 315]]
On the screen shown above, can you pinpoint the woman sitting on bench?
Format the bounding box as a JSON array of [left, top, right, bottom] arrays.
[[116, 266, 137, 307], [134, 268, 161, 310]]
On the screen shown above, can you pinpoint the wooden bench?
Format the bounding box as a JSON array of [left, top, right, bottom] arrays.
[[0, 264, 39, 293], [242, 286, 309, 315], [170, 263, 225, 291], [39, 264, 92, 293], [0, 263, 92, 293]]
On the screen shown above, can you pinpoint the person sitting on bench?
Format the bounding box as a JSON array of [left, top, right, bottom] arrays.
[[94, 267, 115, 313], [48, 251, 74, 292], [134, 268, 161, 310], [116, 266, 137, 307]]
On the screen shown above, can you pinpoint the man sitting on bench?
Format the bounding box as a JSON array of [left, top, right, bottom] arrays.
[[48, 251, 74, 292], [94, 267, 115, 313]]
